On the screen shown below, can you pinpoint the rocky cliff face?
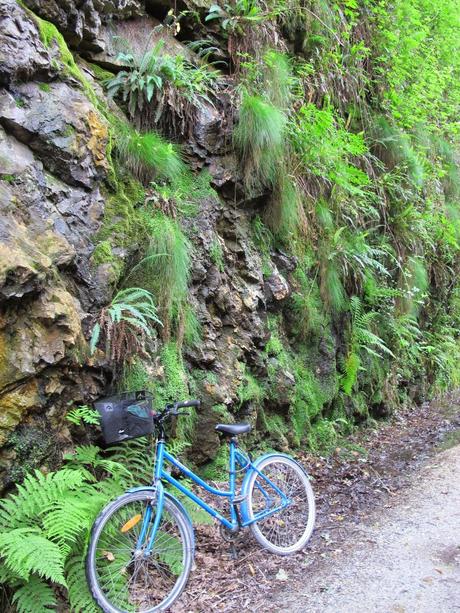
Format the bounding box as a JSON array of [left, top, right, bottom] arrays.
[[0, 0, 308, 486]]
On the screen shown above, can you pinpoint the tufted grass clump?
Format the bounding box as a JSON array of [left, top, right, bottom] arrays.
[[233, 93, 287, 191], [115, 122, 185, 185]]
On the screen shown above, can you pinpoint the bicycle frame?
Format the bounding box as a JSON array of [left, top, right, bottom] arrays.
[[136, 437, 291, 554]]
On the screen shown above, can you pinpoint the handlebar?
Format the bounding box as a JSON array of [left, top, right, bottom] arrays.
[[175, 400, 201, 409], [153, 399, 201, 420]]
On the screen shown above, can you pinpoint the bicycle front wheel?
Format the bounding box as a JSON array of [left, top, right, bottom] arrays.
[[86, 491, 194, 612], [246, 455, 315, 555]]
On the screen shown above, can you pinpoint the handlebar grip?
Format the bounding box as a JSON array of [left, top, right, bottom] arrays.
[[175, 400, 201, 409]]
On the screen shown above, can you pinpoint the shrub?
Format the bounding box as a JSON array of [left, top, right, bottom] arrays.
[[289, 103, 369, 195]]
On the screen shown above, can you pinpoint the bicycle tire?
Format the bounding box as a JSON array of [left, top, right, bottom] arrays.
[[86, 491, 194, 612], [246, 455, 315, 555]]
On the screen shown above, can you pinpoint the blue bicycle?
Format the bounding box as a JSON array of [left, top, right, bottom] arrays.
[[86, 399, 316, 612]]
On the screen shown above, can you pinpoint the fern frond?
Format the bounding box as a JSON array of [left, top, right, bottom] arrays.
[[0, 470, 88, 531], [341, 352, 360, 395], [42, 497, 95, 551], [107, 437, 154, 486], [12, 576, 56, 613], [66, 548, 101, 613], [0, 528, 66, 586], [65, 446, 129, 480]]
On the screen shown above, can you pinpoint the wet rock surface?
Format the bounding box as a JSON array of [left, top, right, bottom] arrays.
[[23, 0, 144, 51], [0, 0, 112, 485], [0, 0, 275, 484]]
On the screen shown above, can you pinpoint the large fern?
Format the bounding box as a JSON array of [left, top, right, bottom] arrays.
[[0, 469, 87, 530], [0, 448, 128, 613], [0, 528, 66, 585], [341, 297, 394, 395]]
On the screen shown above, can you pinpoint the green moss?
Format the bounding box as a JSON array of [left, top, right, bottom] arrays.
[[96, 168, 145, 247], [237, 365, 265, 407], [119, 359, 150, 393], [38, 82, 51, 93], [212, 403, 233, 422], [258, 410, 289, 450], [30, 12, 98, 107], [264, 315, 286, 358], [199, 445, 228, 481], [87, 62, 115, 81], [183, 304, 202, 349], [307, 420, 338, 455], [1, 174, 15, 183], [90, 241, 123, 283], [154, 342, 196, 443]]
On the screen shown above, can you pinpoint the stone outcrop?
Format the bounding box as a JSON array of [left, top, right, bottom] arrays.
[[0, 0, 112, 485]]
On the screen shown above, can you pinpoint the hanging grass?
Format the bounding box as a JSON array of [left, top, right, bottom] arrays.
[[397, 256, 429, 317], [320, 257, 347, 313], [265, 169, 301, 240], [262, 50, 293, 111], [233, 93, 287, 191], [372, 116, 425, 188], [126, 212, 191, 339]]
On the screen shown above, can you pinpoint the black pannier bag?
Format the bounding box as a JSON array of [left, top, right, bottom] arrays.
[[94, 390, 154, 444]]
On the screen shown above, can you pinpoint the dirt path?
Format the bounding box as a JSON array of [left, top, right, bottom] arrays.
[[276, 445, 460, 613], [176, 397, 460, 612]]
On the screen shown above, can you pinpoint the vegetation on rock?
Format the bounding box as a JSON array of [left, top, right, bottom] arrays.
[[1, 0, 460, 608]]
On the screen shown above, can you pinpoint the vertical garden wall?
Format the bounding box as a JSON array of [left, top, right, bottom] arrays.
[[0, 0, 459, 608]]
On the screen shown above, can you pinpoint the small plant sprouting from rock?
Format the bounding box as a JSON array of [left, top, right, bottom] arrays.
[[106, 39, 220, 134], [89, 287, 162, 365], [66, 406, 100, 426], [209, 237, 225, 272]]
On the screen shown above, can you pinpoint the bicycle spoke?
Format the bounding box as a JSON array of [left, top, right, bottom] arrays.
[[91, 496, 190, 611], [249, 458, 314, 552]]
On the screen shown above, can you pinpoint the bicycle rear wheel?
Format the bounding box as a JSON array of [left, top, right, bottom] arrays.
[[86, 491, 193, 612], [246, 455, 315, 555]]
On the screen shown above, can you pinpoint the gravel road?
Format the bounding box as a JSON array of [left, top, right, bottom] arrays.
[[277, 444, 460, 613]]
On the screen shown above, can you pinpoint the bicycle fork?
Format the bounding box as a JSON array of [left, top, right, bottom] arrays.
[[135, 481, 165, 557]]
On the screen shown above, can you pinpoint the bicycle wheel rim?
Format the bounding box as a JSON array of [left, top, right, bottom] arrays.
[[248, 457, 315, 554], [87, 493, 192, 612]]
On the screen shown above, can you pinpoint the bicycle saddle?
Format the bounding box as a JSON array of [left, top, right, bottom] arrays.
[[215, 423, 252, 436]]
